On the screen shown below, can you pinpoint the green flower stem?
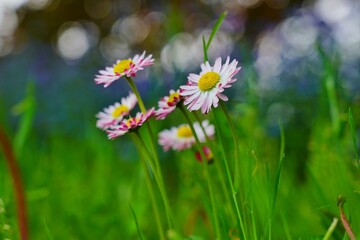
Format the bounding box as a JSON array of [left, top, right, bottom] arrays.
[[126, 76, 147, 113], [212, 106, 247, 240], [179, 105, 221, 239], [322, 218, 338, 240], [219, 101, 240, 190], [125, 76, 175, 230], [192, 112, 234, 221], [134, 131, 174, 230], [132, 134, 166, 240]]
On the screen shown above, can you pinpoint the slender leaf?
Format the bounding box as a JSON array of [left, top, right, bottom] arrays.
[[205, 11, 228, 51], [43, 218, 54, 240], [272, 120, 285, 212], [202, 36, 208, 62], [13, 81, 36, 156], [348, 108, 359, 168], [129, 203, 145, 240], [202, 11, 227, 62]]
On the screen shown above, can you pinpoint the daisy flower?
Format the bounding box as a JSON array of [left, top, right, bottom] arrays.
[[195, 146, 214, 163], [96, 92, 137, 130], [180, 56, 241, 114], [158, 120, 215, 151], [95, 51, 154, 87], [155, 89, 183, 120], [106, 108, 155, 139]]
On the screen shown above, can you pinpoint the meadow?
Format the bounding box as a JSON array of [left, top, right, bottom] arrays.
[[1, 2, 360, 240]]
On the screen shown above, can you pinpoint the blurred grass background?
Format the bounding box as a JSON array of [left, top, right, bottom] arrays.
[[0, 0, 360, 239]]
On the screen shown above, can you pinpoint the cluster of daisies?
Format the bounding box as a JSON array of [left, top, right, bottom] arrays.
[[95, 51, 240, 161]]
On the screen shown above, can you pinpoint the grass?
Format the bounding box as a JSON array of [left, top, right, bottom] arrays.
[[1, 13, 360, 240], [1, 86, 359, 239]]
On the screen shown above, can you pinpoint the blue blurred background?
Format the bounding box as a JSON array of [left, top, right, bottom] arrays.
[[2, 0, 359, 139]]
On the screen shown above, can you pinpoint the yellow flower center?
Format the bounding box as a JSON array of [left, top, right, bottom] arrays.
[[112, 105, 129, 118], [125, 117, 140, 127], [206, 150, 214, 160], [198, 72, 221, 91], [177, 125, 193, 138], [167, 92, 180, 104], [125, 118, 133, 127], [113, 59, 133, 74]]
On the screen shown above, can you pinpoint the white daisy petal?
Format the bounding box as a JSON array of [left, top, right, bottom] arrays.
[[155, 89, 182, 120], [179, 56, 241, 114], [158, 121, 215, 151], [94, 51, 154, 87], [96, 92, 138, 130]]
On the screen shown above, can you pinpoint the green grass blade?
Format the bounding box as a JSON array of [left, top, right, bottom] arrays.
[[317, 43, 340, 136], [12, 81, 36, 156], [272, 120, 285, 212], [129, 203, 145, 240], [202, 11, 227, 62], [268, 121, 285, 239], [43, 218, 54, 240], [348, 108, 359, 168], [322, 218, 339, 240], [250, 199, 258, 240], [202, 36, 208, 62], [205, 11, 227, 51]]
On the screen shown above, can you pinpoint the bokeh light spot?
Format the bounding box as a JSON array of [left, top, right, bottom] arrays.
[[100, 34, 129, 62], [26, 0, 51, 10], [56, 23, 90, 61], [84, 0, 112, 19]]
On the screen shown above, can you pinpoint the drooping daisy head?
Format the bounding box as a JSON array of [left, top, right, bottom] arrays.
[[106, 107, 155, 139], [180, 56, 241, 114], [195, 146, 214, 163], [96, 92, 137, 130], [155, 89, 183, 120], [95, 51, 154, 87], [158, 120, 215, 151]]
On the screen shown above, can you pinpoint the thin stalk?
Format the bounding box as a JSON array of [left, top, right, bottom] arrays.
[[0, 127, 28, 240], [337, 196, 356, 240], [43, 218, 54, 240], [132, 134, 166, 240], [348, 108, 359, 169], [179, 105, 221, 239], [250, 199, 258, 240], [129, 204, 145, 240], [269, 121, 285, 240], [125, 76, 174, 230], [125, 76, 147, 113], [322, 218, 338, 240], [219, 101, 240, 191], [317, 45, 340, 135], [134, 131, 174, 231], [212, 108, 247, 240], [192, 112, 234, 222]]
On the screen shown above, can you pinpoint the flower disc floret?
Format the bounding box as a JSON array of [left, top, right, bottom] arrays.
[[198, 72, 220, 91], [177, 125, 193, 138], [106, 108, 155, 139], [155, 89, 183, 120], [180, 56, 241, 114], [113, 60, 133, 75], [95, 51, 154, 87], [158, 120, 215, 151], [96, 92, 137, 130], [112, 105, 130, 118]]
